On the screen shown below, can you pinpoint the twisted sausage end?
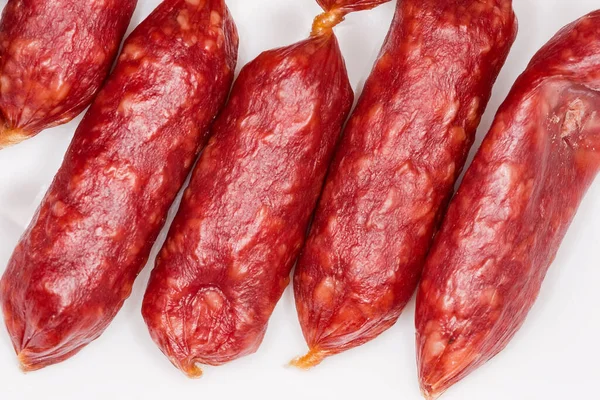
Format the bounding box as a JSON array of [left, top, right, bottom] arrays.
[[310, 10, 345, 37], [0, 126, 31, 149], [289, 348, 327, 370]]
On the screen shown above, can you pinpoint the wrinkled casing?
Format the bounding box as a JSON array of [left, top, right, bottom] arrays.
[[0, 0, 137, 146], [142, 33, 353, 376], [416, 11, 600, 399], [0, 0, 238, 371], [293, 0, 516, 363]]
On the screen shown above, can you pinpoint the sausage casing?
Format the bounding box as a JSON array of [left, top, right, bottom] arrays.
[[0, 0, 137, 147], [292, 0, 517, 368], [416, 10, 600, 399]]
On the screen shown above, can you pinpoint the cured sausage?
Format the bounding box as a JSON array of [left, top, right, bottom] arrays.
[[0, 0, 137, 148], [415, 11, 600, 399], [0, 0, 238, 371], [141, 0, 390, 378], [291, 0, 517, 369]]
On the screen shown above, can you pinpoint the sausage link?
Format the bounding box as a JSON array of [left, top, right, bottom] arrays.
[[0, 0, 137, 148], [292, 0, 517, 368], [141, 0, 390, 378], [415, 11, 600, 399], [0, 0, 238, 371]]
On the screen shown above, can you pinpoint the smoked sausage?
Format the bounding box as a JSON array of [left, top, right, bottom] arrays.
[[0, 0, 137, 148], [416, 10, 600, 399], [141, 0, 390, 378], [0, 0, 238, 371], [291, 0, 517, 369]]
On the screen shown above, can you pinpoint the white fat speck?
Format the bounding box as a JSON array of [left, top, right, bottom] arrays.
[[439, 293, 454, 313], [235, 306, 254, 325], [166, 277, 180, 290], [380, 190, 397, 213], [467, 97, 481, 124], [450, 126, 466, 144], [355, 156, 372, 172], [91, 0, 108, 8], [204, 39, 217, 52], [210, 11, 222, 26], [51, 77, 71, 101], [122, 43, 145, 60], [229, 262, 250, 280], [442, 99, 460, 127], [11, 39, 40, 58], [313, 276, 337, 305], [561, 99, 585, 139], [203, 290, 225, 311], [52, 201, 67, 217], [481, 287, 502, 308], [177, 10, 191, 30], [118, 94, 135, 116], [0, 75, 11, 94], [105, 164, 138, 187], [424, 331, 447, 361], [326, 216, 338, 234], [42, 275, 78, 308]]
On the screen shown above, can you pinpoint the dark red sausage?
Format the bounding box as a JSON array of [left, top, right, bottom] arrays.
[[415, 11, 600, 399], [141, 0, 390, 378], [0, 0, 137, 148], [0, 0, 238, 371], [291, 0, 517, 369]]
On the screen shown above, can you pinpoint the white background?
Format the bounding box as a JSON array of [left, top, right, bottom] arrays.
[[0, 0, 599, 399]]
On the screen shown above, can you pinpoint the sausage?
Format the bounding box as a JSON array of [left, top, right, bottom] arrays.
[[291, 0, 517, 369], [0, 0, 238, 371], [415, 11, 600, 399], [0, 0, 137, 148], [141, 0, 390, 378]]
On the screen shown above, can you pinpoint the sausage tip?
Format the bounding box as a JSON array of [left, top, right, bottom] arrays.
[[289, 348, 327, 370], [174, 358, 204, 379], [17, 352, 40, 373], [420, 385, 443, 400], [0, 126, 29, 149], [419, 368, 451, 400]]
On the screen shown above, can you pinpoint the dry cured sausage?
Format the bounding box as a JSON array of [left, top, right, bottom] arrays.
[[0, 0, 137, 148], [416, 10, 600, 399], [0, 0, 238, 371], [292, 0, 517, 368]]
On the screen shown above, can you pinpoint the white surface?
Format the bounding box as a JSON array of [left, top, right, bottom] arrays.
[[0, 0, 599, 399]]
